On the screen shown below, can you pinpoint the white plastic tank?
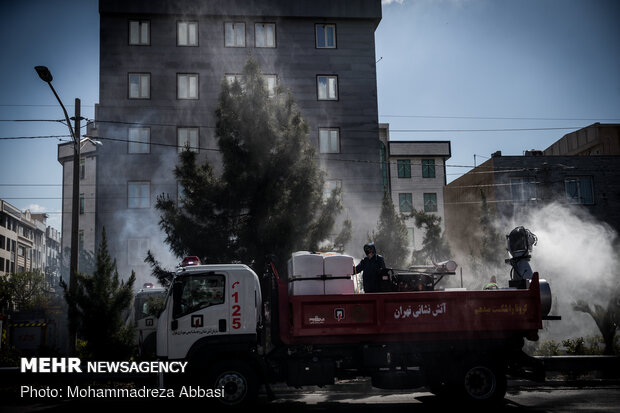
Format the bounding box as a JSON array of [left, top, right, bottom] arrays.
[[288, 252, 325, 296]]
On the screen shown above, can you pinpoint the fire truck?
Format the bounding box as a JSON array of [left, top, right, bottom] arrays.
[[134, 283, 167, 359], [156, 228, 556, 406]]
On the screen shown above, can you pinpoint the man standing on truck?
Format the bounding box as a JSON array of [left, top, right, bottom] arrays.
[[355, 243, 386, 293]]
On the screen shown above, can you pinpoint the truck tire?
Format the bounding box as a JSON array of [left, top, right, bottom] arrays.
[[208, 360, 258, 406], [458, 361, 507, 405]]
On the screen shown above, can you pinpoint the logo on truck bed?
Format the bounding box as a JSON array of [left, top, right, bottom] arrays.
[[334, 308, 345, 322]]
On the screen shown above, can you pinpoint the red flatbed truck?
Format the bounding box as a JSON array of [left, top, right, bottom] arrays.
[[156, 253, 552, 406]]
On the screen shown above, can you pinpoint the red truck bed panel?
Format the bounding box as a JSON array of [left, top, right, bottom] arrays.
[[278, 274, 542, 345]]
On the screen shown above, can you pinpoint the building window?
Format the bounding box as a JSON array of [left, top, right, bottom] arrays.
[[225, 22, 245, 47], [323, 180, 342, 201], [128, 127, 150, 154], [424, 193, 438, 212], [399, 193, 413, 213], [407, 227, 414, 248], [319, 128, 340, 153], [129, 20, 149, 45], [178, 127, 199, 153], [128, 73, 150, 99], [177, 74, 199, 99], [78, 230, 84, 251], [128, 238, 149, 265], [177, 21, 198, 46], [422, 159, 436, 178], [177, 182, 185, 203], [128, 181, 150, 209], [510, 177, 537, 202], [80, 158, 86, 179], [225, 74, 245, 89], [316, 24, 336, 48], [317, 75, 338, 100], [79, 193, 85, 215], [265, 74, 277, 97], [397, 160, 411, 178], [255, 23, 275, 47], [565, 177, 594, 205]]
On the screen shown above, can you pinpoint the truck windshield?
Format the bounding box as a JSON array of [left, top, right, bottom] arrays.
[[177, 273, 226, 318]]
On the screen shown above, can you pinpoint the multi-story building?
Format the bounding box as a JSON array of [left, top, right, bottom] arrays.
[[379, 124, 451, 251], [544, 123, 620, 156], [0, 201, 60, 277], [57, 123, 99, 272], [443, 151, 620, 257], [95, 0, 384, 284]]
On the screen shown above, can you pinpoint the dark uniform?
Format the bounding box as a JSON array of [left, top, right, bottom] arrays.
[[355, 243, 386, 293]]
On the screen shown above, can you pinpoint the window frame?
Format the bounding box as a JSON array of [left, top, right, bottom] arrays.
[[177, 73, 199, 100], [318, 127, 340, 154], [128, 73, 151, 99], [129, 20, 150, 45], [317, 75, 338, 101], [128, 181, 151, 209], [224, 22, 246, 47], [128, 127, 151, 154], [510, 177, 537, 203], [177, 127, 200, 153], [422, 159, 436, 178], [255, 22, 276, 48], [565, 176, 594, 205], [177, 20, 199, 46], [315, 23, 336, 49], [397, 159, 412, 178], [399, 193, 413, 214], [423, 193, 438, 212]]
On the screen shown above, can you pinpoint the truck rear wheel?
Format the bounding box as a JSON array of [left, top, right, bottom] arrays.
[[208, 360, 258, 406], [459, 362, 507, 404]]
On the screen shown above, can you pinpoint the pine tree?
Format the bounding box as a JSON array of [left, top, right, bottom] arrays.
[[371, 194, 409, 269], [156, 57, 344, 273], [62, 228, 136, 360], [410, 209, 452, 264]]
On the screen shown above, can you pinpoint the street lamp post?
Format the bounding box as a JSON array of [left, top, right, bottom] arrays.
[[35, 66, 81, 355]]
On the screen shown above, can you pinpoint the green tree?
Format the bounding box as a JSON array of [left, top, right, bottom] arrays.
[[573, 292, 620, 355], [62, 228, 136, 360], [410, 209, 451, 265], [0, 270, 46, 312], [156, 57, 343, 273], [478, 190, 505, 272], [370, 194, 409, 269]]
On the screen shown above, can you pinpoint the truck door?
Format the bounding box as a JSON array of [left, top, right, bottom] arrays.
[[167, 271, 229, 359]]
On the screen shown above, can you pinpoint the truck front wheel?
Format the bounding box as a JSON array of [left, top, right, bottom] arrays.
[[209, 360, 258, 406]]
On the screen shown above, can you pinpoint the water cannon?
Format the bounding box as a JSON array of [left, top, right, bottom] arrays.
[[506, 226, 537, 259], [506, 226, 537, 284]]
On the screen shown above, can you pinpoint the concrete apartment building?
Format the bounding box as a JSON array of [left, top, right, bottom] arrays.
[[379, 124, 451, 251], [57, 128, 99, 269], [0, 200, 62, 279], [95, 0, 384, 284], [443, 147, 620, 257]]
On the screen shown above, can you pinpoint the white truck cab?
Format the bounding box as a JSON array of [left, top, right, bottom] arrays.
[[156, 263, 262, 360], [134, 284, 167, 358]]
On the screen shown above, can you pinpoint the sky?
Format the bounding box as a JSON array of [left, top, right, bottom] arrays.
[[1, 0, 619, 232]]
